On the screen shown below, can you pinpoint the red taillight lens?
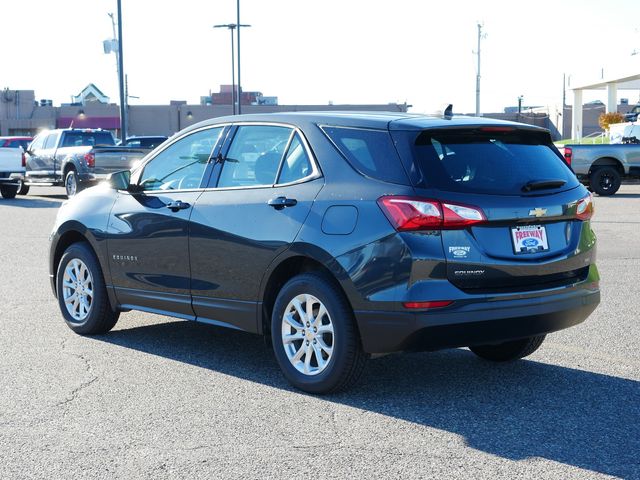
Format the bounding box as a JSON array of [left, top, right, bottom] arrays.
[[21, 152, 26, 167], [575, 194, 594, 221], [563, 146, 572, 165], [84, 152, 95, 168], [403, 301, 453, 309], [377, 196, 486, 231]]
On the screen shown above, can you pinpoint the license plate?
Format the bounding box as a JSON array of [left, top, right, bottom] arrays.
[[511, 225, 549, 254]]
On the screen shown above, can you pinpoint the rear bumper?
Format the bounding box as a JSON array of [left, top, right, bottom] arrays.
[[78, 172, 110, 184], [354, 287, 600, 354]]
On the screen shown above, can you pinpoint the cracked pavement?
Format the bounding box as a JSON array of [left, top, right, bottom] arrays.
[[0, 186, 639, 479]]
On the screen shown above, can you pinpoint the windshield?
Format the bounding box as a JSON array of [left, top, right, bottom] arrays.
[[391, 128, 579, 195]]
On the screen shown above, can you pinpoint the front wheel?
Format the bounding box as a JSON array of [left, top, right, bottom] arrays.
[[271, 272, 368, 394], [469, 335, 546, 362], [56, 242, 119, 335]]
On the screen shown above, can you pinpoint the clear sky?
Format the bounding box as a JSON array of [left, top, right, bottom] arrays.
[[3, 0, 639, 113]]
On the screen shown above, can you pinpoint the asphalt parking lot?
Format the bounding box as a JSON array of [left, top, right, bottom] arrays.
[[1, 186, 639, 479]]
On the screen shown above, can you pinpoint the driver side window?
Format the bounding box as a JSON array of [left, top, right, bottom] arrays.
[[139, 127, 222, 191]]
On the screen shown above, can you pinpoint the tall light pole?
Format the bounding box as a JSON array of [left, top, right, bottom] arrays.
[[116, 0, 127, 139], [214, 24, 238, 115], [236, 1, 250, 115], [474, 23, 486, 117]]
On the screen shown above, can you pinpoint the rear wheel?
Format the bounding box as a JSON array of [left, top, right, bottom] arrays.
[[469, 335, 546, 362], [271, 272, 368, 394], [56, 242, 119, 335], [65, 169, 82, 198], [589, 166, 621, 196], [16, 179, 29, 195], [0, 184, 19, 199]]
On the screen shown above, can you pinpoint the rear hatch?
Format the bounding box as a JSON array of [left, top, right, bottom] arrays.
[[388, 124, 594, 294]]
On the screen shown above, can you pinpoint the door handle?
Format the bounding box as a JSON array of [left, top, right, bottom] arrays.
[[166, 200, 191, 212], [267, 196, 297, 210]]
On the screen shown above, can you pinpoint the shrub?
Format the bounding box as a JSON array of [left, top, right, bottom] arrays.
[[598, 112, 625, 131]]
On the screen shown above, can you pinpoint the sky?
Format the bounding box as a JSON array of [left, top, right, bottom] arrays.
[[2, 0, 640, 114]]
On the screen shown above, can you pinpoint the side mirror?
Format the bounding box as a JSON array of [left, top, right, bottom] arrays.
[[108, 170, 131, 190]]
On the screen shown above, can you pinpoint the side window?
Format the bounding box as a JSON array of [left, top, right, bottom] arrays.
[[43, 133, 59, 150], [321, 126, 409, 185], [29, 134, 46, 152], [218, 125, 292, 188], [277, 133, 313, 184], [138, 127, 222, 191]]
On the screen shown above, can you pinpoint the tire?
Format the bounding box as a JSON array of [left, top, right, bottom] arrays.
[[469, 335, 546, 362], [271, 272, 368, 394], [0, 184, 19, 199], [56, 242, 119, 335], [589, 166, 621, 196], [65, 169, 82, 198], [16, 179, 29, 195]]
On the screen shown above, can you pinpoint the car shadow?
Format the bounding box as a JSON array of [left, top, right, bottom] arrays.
[[1, 195, 65, 208], [96, 320, 639, 478], [602, 193, 640, 199]]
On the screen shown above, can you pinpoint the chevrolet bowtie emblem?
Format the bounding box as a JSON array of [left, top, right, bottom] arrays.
[[529, 208, 547, 217]]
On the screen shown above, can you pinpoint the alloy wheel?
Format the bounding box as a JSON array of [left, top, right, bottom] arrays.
[[281, 294, 335, 376], [62, 258, 94, 322]]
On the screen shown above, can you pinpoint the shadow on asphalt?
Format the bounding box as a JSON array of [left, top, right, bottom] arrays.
[[97, 319, 639, 478], [0, 194, 65, 208], [601, 193, 640, 199]]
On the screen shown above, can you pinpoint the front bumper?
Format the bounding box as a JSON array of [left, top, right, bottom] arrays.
[[354, 286, 600, 354]]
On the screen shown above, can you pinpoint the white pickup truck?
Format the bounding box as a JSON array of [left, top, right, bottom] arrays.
[[0, 148, 24, 199], [563, 143, 640, 195]]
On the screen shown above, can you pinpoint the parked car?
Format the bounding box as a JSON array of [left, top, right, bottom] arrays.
[[563, 143, 640, 195], [118, 136, 168, 149], [49, 112, 600, 393], [0, 137, 31, 194], [623, 104, 640, 122], [0, 146, 25, 198], [24, 128, 151, 197]]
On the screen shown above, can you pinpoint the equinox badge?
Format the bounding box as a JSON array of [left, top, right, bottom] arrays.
[[529, 208, 547, 217]]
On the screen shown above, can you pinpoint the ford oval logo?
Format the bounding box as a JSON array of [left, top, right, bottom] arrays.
[[523, 238, 539, 247], [452, 249, 467, 257]]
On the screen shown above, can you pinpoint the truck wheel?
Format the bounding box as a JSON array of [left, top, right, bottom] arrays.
[[16, 179, 29, 195], [589, 166, 621, 196], [56, 242, 119, 335], [0, 184, 19, 199], [65, 169, 82, 198], [271, 272, 368, 394], [470, 335, 545, 362]]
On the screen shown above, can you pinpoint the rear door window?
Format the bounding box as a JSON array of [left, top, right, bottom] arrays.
[[391, 128, 579, 195], [321, 126, 409, 185]]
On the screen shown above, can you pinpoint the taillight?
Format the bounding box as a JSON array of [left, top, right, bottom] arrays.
[[563, 146, 572, 165], [575, 194, 593, 221], [84, 152, 95, 168], [21, 152, 26, 167], [377, 196, 486, 231]]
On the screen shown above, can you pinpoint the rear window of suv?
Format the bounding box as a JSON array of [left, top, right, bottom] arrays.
[[321, 126, 409, 185], [390, 128, 579, 195]]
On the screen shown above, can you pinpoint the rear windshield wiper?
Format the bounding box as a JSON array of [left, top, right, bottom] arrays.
[[522, 179, 566, 192]]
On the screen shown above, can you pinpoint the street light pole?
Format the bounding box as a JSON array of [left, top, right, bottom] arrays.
[[214, 22, 250, 115], [116, 0, 127, 139], [214, 24, 237, 114]]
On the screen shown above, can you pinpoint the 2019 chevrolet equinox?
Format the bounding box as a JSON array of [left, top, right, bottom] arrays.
[[50, 112, 600, 393]]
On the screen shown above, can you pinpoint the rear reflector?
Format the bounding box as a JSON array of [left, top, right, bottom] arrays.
[[403, 301, 453, 309], [377, 196, 486, 231]]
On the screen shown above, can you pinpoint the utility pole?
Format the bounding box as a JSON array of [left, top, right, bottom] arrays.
[[214, 24, 239, 115], [475, 23, 486, 117], [236, 1, 251, 115], [116, 0, 127, 139]]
